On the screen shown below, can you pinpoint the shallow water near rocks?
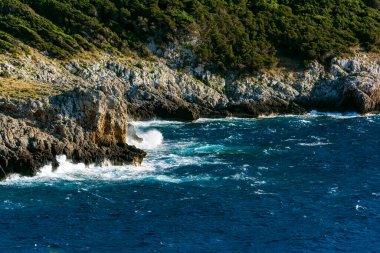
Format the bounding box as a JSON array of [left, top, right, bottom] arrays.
[[1, 112, 380, 252]]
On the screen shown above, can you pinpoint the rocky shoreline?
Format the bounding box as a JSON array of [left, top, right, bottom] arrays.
[[0, 50, 379, 179], [0, 87, 146, 179]]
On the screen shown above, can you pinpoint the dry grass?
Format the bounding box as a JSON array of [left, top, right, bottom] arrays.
[[0, 77, 63, 99]]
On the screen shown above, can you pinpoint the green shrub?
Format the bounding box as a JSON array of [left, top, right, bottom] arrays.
[[0, 0, 379, 73]]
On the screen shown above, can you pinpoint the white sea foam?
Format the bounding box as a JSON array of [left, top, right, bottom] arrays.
[[258, 114, 300, 119], [132, 120, 184, 127], [308, 110, 360, 118], [328, 186, 339, 194], [223, 172, 266, 185], [0, 200, 24, 209], [0, 150, 225, 185], [260, 110, 375, 119], [0, 155, 159, 185], [195, 117, 242, 123], [298, 142, 331, 146], [355, 205, 367, 211], [194, 144, 225, 153], [298, 135, 332, 146], [133, 113, 377, 128], [254, 189, 276, 195], [154, 175, 182, 183], [201, 111, 379, 122], [127, 129, 163, 150]]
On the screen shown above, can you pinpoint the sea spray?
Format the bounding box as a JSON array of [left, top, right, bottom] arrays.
[[126, 127, 164, 150], [0, 155, 157, 185]]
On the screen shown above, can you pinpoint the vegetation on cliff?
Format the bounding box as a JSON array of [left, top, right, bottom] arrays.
[[0, 0, 380, 73]]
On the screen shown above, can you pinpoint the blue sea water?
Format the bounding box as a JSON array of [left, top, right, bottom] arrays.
[[1, 112, 380, 252]]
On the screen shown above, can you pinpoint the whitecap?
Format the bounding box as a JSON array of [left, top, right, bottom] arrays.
[[223, 173, 266, 185], [195, 117, 242, 123], [298, 142, 331, 146], [254, 189, 276, 195], [307, 110, 360, 118], [131, 120, 184, 127], [142, 174, 213, 184], [328, 186, 339, 194], [258, 114, 300, 119], [126, 129, 163, 150], [195, 112, 377, 122], [229, 173, 256, 181], [299, 119, 312, 124], [153, 175, 182, 183], [0, 200, 24, 210], [194, 144, 225, 153], [263, 147, 289, 155], [355, 205, 367, 211]]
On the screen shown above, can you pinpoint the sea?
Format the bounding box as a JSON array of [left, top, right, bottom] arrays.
[[0, 111, 379, 252]]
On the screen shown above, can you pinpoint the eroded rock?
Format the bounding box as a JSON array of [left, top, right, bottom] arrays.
[[0, 87, 146, 179]]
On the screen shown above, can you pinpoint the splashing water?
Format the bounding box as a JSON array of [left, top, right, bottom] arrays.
[[1, 155, 157, 185], [126, 127, 164, 150]]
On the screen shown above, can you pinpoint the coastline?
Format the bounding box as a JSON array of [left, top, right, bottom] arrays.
[[0, 50, 379, 179]]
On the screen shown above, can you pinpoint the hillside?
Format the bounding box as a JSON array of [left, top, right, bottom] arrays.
[[1, 0, 380, 73]]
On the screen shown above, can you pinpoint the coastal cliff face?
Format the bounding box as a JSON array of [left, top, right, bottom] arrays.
[[0, 83, 146, 179], [0, 49, 379, 178], [1, 49, 379, 118]]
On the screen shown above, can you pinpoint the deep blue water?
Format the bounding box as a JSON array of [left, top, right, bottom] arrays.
[[1, 112, 380, 252]]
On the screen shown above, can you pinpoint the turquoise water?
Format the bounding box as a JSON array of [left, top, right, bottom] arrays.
[[1, 112, 380, 252]]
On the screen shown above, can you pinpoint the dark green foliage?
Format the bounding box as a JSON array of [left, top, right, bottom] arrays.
[[0, 0, 380, 72], [0, 31, 16, 52]]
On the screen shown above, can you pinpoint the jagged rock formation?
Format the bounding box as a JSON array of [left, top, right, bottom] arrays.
[[3, 50, 379, 118], [0, 87, 146, 179], [0, 50, 379, 178]]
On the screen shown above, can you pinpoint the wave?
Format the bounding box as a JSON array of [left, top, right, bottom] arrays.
[[307, 110, 360, 118], [197, 111, 378, 122], [0, 200, 25, 210], [254, 189, 277, 195], [131, 120, 184, 127], [0, 155, 158, 186], [150, 174, 212, 184], [298, 142, 331, 146], [126, 129, 163, 150], [195, 117, 245, 123], [194, 144, 225, 153], [258, 114, 302, 119], [259, 110, 374, 119]]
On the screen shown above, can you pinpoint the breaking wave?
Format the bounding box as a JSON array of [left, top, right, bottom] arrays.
[[126, 129, 163, 150]]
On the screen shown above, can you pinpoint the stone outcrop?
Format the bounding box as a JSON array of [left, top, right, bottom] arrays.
[[2, 51, 379, 120], [0, 86, 146, 179], [227, 57, 380, 115]]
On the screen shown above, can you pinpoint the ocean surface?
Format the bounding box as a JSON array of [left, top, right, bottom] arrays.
[[1, 112, 380, 252]]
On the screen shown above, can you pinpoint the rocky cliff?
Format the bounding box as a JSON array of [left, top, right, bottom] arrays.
[[0, 73, 147, 179], [0, 49, 379, 178]]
